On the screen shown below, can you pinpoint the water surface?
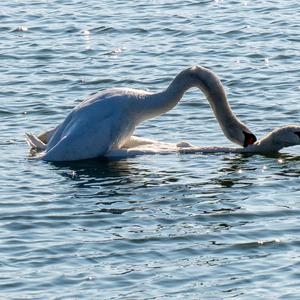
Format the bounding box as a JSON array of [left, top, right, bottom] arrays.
[[1, 0, 300, 299]]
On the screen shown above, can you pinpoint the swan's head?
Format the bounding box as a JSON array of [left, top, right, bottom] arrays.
[[226, 124, 257, 147], [186, 65, 257, 147], [256, 125, 300, 152], [268, 125, 300, 147]]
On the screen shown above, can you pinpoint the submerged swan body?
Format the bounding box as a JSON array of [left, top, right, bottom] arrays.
[[176, 125, 300, 155], [26, 125, 300, 159], [26, 66, 257, 161], [100, 125, 300, 158]]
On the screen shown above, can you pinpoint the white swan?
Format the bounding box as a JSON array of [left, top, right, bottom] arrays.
[[26, 125, 300, 159], [97, 125, 300, 158], [26, 66, 257, 161], [177, 125, 300, 154]]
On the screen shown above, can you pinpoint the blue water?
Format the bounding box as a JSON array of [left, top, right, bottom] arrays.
[[1, 1, 300, 299]]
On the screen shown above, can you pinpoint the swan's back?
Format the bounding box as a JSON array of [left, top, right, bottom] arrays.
[[43, 88, 149, 161]]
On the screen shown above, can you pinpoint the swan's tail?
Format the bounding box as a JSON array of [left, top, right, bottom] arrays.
[[25, 133, 46, 151]]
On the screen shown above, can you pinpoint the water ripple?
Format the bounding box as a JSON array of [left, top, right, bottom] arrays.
[[1, 0, 300, 299]]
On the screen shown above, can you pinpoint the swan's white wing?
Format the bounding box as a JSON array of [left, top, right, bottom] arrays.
[[43, 115, 114, 161], [42, 93, 138, 161]]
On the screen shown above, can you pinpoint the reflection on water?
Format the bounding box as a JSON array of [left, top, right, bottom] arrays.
[[56, 159, 135, 181]]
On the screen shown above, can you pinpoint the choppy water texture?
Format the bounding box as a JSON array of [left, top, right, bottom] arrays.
[[1, 0, 300, 299]]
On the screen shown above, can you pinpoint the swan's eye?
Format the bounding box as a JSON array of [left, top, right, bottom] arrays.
[[243, 131, 257, 147], [295, 132, 300, 138]]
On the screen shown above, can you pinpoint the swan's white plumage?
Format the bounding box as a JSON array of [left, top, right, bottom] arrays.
[[25, 133, 46, 150], [104, 125, 300, 158], [26, 66, 260, 161], [26, 125, 300, 159], [43, 88, 146, 161]]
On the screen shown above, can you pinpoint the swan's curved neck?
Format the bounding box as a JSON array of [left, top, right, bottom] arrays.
[[138, 70, 195, 121], [138, 67, 245, 144]]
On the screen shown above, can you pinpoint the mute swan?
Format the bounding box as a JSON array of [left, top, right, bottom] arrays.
[[177, 125, 300, 155], [92, 125, 299, 158], [26, 66, 257, 161], [26, 125, 300, 159]]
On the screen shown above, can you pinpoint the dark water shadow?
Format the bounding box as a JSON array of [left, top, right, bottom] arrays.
[[44, 150, 300, 182], [49, 157, 141, 182]]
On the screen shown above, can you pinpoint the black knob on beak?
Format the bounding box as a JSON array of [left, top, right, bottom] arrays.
[[243, 131, 257, 147]]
